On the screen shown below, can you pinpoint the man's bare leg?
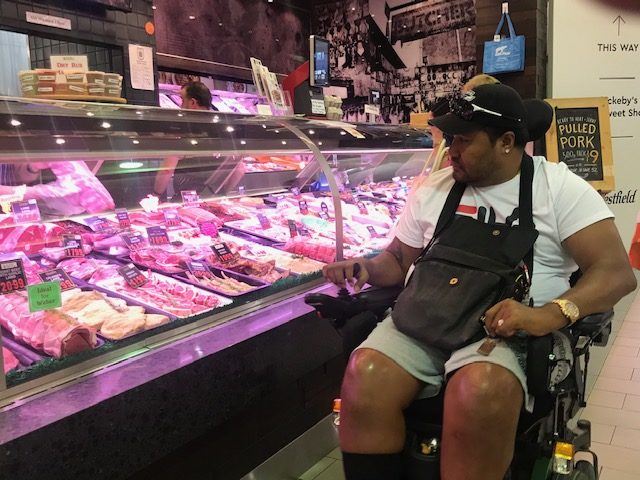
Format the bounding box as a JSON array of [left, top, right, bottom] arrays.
[[339, 348, 422, 453], [441, 362, 523, 480]]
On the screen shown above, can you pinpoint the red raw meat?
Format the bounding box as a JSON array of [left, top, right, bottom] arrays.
[[2, 347, 19, 373]]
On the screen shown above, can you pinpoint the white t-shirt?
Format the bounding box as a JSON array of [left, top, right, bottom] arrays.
[[396, 156, 613, 305]]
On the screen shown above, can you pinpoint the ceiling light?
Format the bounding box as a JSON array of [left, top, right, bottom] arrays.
[[86, 112, 94, 117], [136, 110, 143, 115], [101, 122, 111, 129], [226, 126, 235, 133], [119, 161, 143, 169], [240, 140, 247, 145], [190, 139, 199, 145], [132, 140, 140, 145], [10, 119, 21, 127], [318, 141, 323, 146], [275, 129, 280, 134], [152, 5, 156, 9], [56, 138, 66, 145], [212, 115, 220, 123], [189, 15, 196, 20], [218, 22, 223, 27], [281, 140, 287, 145], [340, 131, 347, 135], [308, 129, 315, 135], [177, 112, 184, 117], [262, 124, 267, 129]]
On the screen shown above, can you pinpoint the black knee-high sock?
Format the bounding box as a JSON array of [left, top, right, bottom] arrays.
[[341, 452, 404, 480]]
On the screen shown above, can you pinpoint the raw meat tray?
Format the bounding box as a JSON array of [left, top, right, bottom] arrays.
[[223, 219, 291, 243], [88, 271, 232, 320], [172, 266, 269, 298]]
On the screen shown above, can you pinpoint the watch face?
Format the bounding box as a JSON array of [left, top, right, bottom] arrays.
[[565, 301, 580, 320]]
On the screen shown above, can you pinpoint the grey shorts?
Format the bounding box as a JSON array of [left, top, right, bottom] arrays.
[[357, 315, 534, 412]]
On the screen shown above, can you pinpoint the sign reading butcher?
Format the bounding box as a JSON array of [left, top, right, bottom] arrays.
[[391, 0, 475, 44]]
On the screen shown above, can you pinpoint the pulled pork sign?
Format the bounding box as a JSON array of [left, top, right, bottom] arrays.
[[545, 97, 614, 192], [391, 0, 475, 44]]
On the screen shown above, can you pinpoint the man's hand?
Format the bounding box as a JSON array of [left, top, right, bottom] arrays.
[[322, 259, 369, 292], [483, 299, 567, 338]]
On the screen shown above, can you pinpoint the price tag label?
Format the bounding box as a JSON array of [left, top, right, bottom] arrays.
[[11, 199, 41, 224], [120, 231, 146, 251], [238, 185, 246, 195], [84, 216, 109, 232], [298, 200, 309, 215], [298, 225, 311, 237], [366, 225, 379, 238], [38, 269, 76, 291], [63, 235, 85, 258], [211, 243, 235, 263], [287, 219, 298, 238], [163, 209, 181, 228], [115, 208, 131, 229], [198, 221, 219, 238], [0, 259, 27, 295], [146, 226, 170, 246], [118, 263, 148, 288], [186, 260, 214, 280], [291, 187, 301, 198], [28, 281, 62, 313], [319, 211, 329, 220], [257, 213, 272, 230], [321, 202, 329, 214], [357, 202, 369, 215], [181, 190, 200, 206]]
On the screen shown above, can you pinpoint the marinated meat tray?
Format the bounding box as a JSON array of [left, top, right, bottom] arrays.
[[173, 265, 268, 297]]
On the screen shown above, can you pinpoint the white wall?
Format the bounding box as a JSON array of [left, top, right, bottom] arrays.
[[549, 0, 640, 251]]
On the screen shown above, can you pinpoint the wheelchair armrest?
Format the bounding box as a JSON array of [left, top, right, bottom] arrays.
[[570, 310, 614, 348], [304, 286, 402, 325]]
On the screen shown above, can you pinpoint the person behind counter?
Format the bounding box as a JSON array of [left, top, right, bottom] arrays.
[[0, 162, 114, 215], [153, 81, 213, 200]]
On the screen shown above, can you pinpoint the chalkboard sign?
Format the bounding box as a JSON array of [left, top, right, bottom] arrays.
[[545, 97, 614, 192]]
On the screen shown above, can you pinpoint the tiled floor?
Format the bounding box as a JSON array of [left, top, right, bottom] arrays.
[[298, 280, 640, 480]]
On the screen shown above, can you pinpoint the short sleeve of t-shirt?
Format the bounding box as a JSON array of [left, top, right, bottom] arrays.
[[546, 161, 613, 241]]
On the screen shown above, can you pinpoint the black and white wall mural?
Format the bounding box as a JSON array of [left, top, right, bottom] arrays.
[[313, 0, 477, 123]]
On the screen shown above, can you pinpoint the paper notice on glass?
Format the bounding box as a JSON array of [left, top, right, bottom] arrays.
[[128, 44, 154, 91]]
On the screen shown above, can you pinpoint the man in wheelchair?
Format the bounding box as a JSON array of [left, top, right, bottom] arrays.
[[319, 84, 637, 480]]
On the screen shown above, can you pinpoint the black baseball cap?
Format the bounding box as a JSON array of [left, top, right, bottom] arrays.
[[429, 83, 528, 136]]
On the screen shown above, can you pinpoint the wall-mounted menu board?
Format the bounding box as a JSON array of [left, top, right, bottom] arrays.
[[544, 97, 614, 192]]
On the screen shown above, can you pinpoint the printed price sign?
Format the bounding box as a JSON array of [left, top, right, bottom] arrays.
[[11, 199, 41, 224], [38, 269, 75, 291], [287, 219, 298, 238], [146, 226, 170, 246], [115, 208, 131, 228], [238, 185, 246, 195], [163, 209, 181, 227], [319, 211, 330, 220], [320, 202, 329, 214], [366, 225, 379, 238], [28, 281, 62, 313], [0, 259, 27, 295], [186, 260, 214, 280], [291, 187, 301, 198], [298, 225, 311, 237], [298, 200, 309, 215], [120, 232, 146, 251], [63, 235, 85, 258], [257, 213, 272, 229], [181, 190, 200, 206], [198, 221, 219, 238], [211, 243, 235, 263], [357, 202, 369, 215], [84, 216, 110, 232], [118, 263, 148, 288]]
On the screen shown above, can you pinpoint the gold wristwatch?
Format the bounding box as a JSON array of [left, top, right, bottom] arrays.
[[550, 299, 580, 325]]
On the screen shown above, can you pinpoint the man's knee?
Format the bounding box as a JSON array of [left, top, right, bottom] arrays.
[[446, 362, 523, 417], [342, 348, 420, 412]]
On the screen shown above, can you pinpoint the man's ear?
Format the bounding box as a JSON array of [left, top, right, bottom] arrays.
[[501, 132, 516, 151]]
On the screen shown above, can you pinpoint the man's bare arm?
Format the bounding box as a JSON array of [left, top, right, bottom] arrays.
[[323, 237, 422, 291]]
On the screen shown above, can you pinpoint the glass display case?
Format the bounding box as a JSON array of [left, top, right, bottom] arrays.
[[0, 96, 432, 403]]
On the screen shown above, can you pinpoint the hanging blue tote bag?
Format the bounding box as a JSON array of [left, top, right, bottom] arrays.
[[483, 11, 525, 74]]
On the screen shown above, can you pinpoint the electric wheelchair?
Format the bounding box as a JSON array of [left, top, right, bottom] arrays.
[[305, 283, 612, 480]]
